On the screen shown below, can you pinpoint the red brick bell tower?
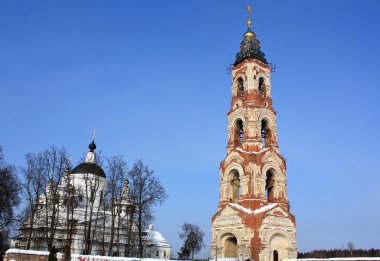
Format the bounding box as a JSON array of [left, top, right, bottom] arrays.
[[211, 5, 297, 261]]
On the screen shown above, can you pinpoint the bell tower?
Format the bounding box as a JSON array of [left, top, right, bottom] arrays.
[[211, 5, 298, 261]]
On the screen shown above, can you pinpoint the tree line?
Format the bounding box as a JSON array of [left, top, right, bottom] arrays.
[[0, 145, 167, 258], [298, 242, 380, 258]]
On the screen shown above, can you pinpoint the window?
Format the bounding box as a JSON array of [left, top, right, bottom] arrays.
[[273, 250, 279, 261], [261, 120, 270, 147], [156, 251, 159, 257], [90, 191, 95, 203], [234, 119, 244, 144], [237, 78, 244, 96], [99, 191, 104, 205], [265, 170, 275, 201], [258, 77, 265, 92], [230, 170, 240, 202]]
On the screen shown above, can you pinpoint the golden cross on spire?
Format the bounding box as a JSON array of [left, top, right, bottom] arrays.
[[246, 4, 252, 28]]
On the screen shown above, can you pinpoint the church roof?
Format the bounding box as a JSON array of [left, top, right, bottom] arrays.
[[145, 227, 171, 248], [71, 162, 106, 178], [235, 33, 267, 65], [70, 137, 106, 178]]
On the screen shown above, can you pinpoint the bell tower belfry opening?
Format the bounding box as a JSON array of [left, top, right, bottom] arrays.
[[211, 5, 298, 261]]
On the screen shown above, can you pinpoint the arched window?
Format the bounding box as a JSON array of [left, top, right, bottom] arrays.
[[237, 78, 244, 96], [258, 77, 265, 92], [234, 119, 244, 144], [265, 170, 275, 201], [261, 120, 270, 147], [230, 170, 240, 202]]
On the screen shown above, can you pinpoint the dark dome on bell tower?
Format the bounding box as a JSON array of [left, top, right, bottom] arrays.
[[234, 5, 267, 65]]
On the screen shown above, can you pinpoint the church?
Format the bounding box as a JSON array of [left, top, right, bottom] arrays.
[[211, 6, 298, 261], [11, 140, 171, 259]]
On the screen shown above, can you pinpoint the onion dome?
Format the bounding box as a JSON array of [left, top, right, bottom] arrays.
[[145, 225, 171, 248], [235, 5, 267, 65], [71, 162, 106, 178], [89, 140, 96, 152]]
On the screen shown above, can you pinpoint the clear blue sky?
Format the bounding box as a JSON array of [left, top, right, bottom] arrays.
[[1, 0, 380, 258]]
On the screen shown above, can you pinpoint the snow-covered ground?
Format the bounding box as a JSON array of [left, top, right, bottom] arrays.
[[284, 259, 380, 261], [5, 248, 174, 261]]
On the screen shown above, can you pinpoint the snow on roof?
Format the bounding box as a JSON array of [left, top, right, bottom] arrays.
[[229, 203, 277, 214], [145, 227, 171, 248], [236, 147, 269, 155]]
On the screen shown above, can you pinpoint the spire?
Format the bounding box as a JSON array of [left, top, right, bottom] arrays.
[[235, 4, 267, 65], [244, 5, 255, 39]]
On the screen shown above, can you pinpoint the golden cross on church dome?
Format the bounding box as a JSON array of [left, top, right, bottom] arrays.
[[244, 4, 255, 38], [247, 5, 252, 28]]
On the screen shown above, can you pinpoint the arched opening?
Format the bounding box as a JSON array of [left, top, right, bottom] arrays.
[[237, 78, 244, 96], [269, 234, 290, 261], [230, 170, 240, 202], [258, 77, 265, 93], [234, 119, 244, 144], [224, 237, 238, 258], [265, 170, 275, 201], [261, 120, 270, 147]]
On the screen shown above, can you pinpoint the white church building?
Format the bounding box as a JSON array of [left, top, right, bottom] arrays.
[[12, 140, 170, 259]]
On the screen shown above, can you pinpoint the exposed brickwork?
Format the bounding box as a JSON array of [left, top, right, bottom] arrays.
[[211, 41, 297, 261]]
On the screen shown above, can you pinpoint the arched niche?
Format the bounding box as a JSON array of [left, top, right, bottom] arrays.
[[224, 237, 238, 258], [265, 169, 276, 202], [268, 233, 290, 261], [217, 231, 240, 258], [237, 78, 244, 96]]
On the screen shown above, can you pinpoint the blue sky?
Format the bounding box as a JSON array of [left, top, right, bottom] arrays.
[[1, 0, 380, 258]]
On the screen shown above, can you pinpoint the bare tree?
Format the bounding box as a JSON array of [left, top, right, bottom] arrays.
[[62, 166, 77, 261], [42, 146, 69, 251], [22, 152, 47, 249], [106, 155, 127, 256], [0, 146, 20, 230], [21, 146, 69, 251], [81, 170, 102, 254], [347, 241, 355, 256], [0, 146, 21, 253], [128, 160, 167, 257], [179, 223, 205, 260]]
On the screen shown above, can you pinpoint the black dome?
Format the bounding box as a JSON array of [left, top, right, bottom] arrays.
[[71, 162, 106, 178]]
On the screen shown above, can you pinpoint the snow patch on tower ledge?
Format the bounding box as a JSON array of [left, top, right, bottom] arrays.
[[229, 202, 277, 214]]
